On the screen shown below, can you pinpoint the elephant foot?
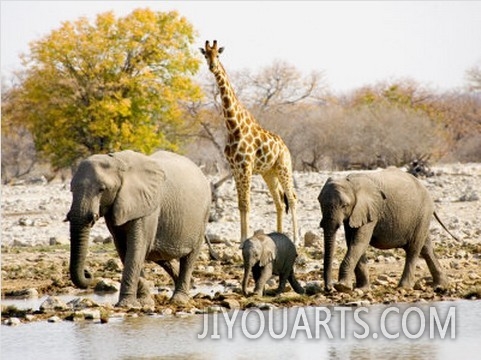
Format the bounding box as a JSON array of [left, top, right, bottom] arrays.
[[139, 295, 155, 308], [355, 282, 370, 291], [355, 285, 370, 293], [171, 291, 190, 305], [293, 287, 305, 295], [116, 297, 142, 309], [433, 275, 449, 290], [397, 280, 414, 290], [334, 281, 353, 293]]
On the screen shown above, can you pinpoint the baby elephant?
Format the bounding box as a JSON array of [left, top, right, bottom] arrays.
[[242, 230, 305, 297]]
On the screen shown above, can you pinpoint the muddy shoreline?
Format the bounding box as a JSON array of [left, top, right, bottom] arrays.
[[2, 164, 481, 324]]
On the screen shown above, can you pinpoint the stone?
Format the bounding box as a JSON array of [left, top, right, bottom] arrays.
[[4, 317, 21, 326], [8, 288, 39, 299], [221, 298, 240, 310], [49, 236, 69, 246], [104, 258, 122, 272], [304, 281, 323, 295], [78, 309, 101, 320], [304, 231, 321, 247], [67, 297, 99, 309], [94, 279, 120, 293], [40, 296, 69, 311], [47, 316, 62, 323]]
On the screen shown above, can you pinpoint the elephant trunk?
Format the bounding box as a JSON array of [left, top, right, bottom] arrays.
[[69, 222, 94, 289], [323, 230, 337, 292]]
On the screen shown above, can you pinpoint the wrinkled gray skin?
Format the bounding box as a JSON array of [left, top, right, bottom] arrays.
[[318, 167, 448, 293], [66, 150, 211, 308], [242, 231, 305, 297]]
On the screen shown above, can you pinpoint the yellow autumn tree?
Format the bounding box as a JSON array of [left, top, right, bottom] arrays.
[[2, 9, 202, 168]]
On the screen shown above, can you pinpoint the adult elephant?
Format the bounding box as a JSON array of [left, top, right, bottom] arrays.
[[66, 150, 212, 307], [318, 167, 456, 293]]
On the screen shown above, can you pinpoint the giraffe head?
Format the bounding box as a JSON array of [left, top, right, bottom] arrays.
[[199, 40, 224, 73]]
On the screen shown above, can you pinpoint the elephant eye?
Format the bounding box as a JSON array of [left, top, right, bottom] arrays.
[[98, 186, 106, 193]]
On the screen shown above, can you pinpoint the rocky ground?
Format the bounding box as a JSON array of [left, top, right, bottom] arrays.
[[2, 163, 481, 324]]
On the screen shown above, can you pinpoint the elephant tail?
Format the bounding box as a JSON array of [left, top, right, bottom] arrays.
[[434, 211, 461, 242], [204, 234, 221, 260]]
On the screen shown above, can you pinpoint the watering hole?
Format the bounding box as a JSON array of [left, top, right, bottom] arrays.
[[2, 296, 481, 359]]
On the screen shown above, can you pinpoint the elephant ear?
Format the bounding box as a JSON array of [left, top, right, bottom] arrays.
[[111, 151, 165, 226], [259, 235, 276, 267], [348, 175, 385, 228]]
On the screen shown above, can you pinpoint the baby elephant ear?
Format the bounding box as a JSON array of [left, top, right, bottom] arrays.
[[259, 235, 276, 267]]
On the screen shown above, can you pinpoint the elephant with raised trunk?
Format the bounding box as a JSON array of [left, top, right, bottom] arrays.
[[318, 167, 456, 293], [66, 150, 212, 308], [242, 230, 305, 297]]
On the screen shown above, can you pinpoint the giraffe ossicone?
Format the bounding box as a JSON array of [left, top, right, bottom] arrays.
[[200, 40, 299, 246]]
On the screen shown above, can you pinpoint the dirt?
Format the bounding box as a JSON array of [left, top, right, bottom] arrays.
[[2, 164, 481, 323]]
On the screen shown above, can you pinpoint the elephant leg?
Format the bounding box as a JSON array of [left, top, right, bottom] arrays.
[[137, 274, 154, 307], [398, 246, 421, 289], [288, 270, 305, 295], [354, 254, 370, 290], [117, 222, 147, 308], [253, 264, 272, 297], [275, 272, 289, 296], [336, 225, 372, 293], [421, 241, 448, 288], [171, 247, 200, 305], [155, 260, 179, 285]]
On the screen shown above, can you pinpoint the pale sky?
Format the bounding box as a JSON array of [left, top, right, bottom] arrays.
[[2, 1, 481, 93]]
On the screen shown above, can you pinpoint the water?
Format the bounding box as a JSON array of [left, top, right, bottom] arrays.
[[2, 300, 481, 359]]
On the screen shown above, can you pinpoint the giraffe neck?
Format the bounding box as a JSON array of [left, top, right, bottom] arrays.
[[213, 63, 258, 133]]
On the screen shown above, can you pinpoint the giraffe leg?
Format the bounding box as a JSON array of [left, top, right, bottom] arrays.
[[277, 156, 299, 245], [262, 172, 285, 234], [234, 169, 252, 248]]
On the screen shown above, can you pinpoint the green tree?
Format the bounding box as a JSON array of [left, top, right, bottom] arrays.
[[2, 9, 202, 169]]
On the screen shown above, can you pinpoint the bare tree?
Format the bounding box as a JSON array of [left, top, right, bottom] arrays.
[[466, 63, 481, 92]]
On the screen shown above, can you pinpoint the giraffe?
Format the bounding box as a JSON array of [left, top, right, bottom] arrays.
[[200, 40, 299, 246]]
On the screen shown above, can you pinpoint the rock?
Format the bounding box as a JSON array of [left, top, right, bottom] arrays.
[[40, 296, 69, 311], [47, 316, 62, 323], [92, 235, 106, 244], [8, 288, 39, 299], [304, 281, 323, 295], [345, 301, 369, 307], [12, 239, 30, 247], [77, 309, 101, 320], [304, 231, 321, 247], [221, 298, 240, 310], [4, 317, 21, 326], [94, 279, 120, 293], [104, 258, 122, 272], [102, 236, 113, 244], [67, 297, 99, 310], [162, 308, 173, 316], [18, 218, 34, 226], [49, 236, 69, 246]]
